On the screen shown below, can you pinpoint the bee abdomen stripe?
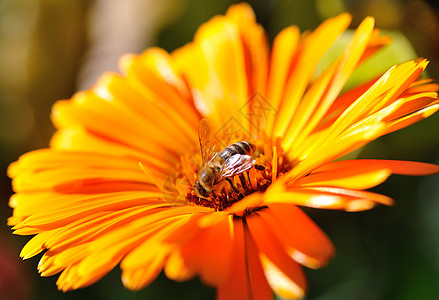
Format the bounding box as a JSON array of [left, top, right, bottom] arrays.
[[229, 143, 246, 155], [237, 141, 250, 152]]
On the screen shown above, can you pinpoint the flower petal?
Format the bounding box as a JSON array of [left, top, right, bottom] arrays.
[[118, 51, 200, 135], [12, 193, 166, 233], [52, 93, 181, 160], [266, 25, 300, 131], [173, 13, 250, 133], [385, 103, 439, 134], [165, 214, 234, 286], [164, 249, 196, 282], [256, 203, 334, 269], [121, 248, 169, 291], [266, 188, 394, 211], [244, 221, 274, 300], [287, 123, 386, 180], [314, 159, 439, 176], [196, 214, 235, 286], [292, 167, 392, 190], [226, 3, 269, 96], [284, 16, 376, 151], [216, 218, 273, 300], [217, 219, 250, 300], [271, 13, 352, 137], [326, 60, 428, 140], [20, 230, 59, 259], [304, 187, 394, 207], [246, 213, 307, 299]]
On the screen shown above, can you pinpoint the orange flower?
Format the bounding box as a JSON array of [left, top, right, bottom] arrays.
[[8, 3, 439, 299]]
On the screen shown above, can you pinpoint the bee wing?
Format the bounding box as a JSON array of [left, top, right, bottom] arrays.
[[198, 118, 218, 164], [217, 154, 256, 181]]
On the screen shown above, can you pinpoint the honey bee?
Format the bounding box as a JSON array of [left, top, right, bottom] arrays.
[[194, 119, 256, 198]]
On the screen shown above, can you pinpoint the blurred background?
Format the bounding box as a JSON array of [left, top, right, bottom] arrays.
[[1, 0, 438, 299]]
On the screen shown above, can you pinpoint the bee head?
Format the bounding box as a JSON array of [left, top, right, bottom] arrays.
[[198, 168, 215, 187], [194, 181, 210, 198]]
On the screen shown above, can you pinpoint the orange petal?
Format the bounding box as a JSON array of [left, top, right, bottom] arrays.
[[387, 92, 438, 120], [326, 77, 378, 119], [292, 167, 391, 190], [164, 249, 196, 282], [121, 247, 169, 291], [12, 193, 166, 232], [226, 3, 269, 96], [282, 61, 336, 151], [314, 159, 439, 176], [173, 14, 249, 133], [266, 25, 300, 133], [284, 17, 376, 151], [43, 207, 155, 252], [267, 188, 394, 211], [118, 52, 200, 136], [134, 47, 193, 103], [272, 13, 352, 137], [246, 213, 307, 298], [52, 91, 185, 161], [303, 187, 394, 207], [217, 219, 250, 300], [196, 214, 234, 286], [165, 213, 235, 286], [257, 203, 334, 269], [287, 123, 385, 180], [326, 60, 428, 141], [20, 230, 59, 259], [11, 163, 156, 193], [243, 221, 274, 300], [50, 129, 171, 171], [38, 210, 192, 290], [385, 103, 439, 134], [215, 217, 276, 300]]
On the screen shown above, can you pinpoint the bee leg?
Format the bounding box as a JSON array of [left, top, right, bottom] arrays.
[[238, 173, 248, 189], [226, 178, 240, 194]]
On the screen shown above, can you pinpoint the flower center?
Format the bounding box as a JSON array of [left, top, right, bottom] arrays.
[[182, 143, 292, 211], [186, 164, 271, 210]]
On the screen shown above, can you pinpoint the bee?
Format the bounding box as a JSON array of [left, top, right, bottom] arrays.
[[194, 119, 256, 198]]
